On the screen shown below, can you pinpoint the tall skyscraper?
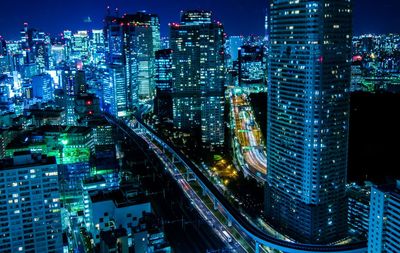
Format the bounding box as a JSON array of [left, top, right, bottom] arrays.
[[265, 0, 352, 243], [127, 12, 160, 100], [0, 152, 63, 252], [170, 10, 225, 148], [368, 182, 400, 253], [154, 49, 173, 120], [108, 64, 128, 117], [103, 17, 131, 117], [104, 12, 160, 116]]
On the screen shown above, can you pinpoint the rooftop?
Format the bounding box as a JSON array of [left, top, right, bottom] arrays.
[[0, 151, 56, 171]]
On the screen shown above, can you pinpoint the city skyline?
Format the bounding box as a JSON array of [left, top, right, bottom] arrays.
[[0, 0, 399, 252], [0, 0, 399, 39]]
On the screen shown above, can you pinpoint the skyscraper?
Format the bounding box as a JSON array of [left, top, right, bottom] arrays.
[[31, 73, 54, 102], [265, 0, 352, 243], [105, 64, 128, 117], [127, 12, 160, 100], [154, 49, 173, 120], [0, 152, 63, 253], [104, 12, 160, 115], [170, 10, 225, 148], [238, 45, 265, 87], [368, 182, 400, 253]]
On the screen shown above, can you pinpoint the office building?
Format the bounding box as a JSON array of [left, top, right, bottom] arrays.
[[154, 49, 173, 119], [103, 64, 128, 117], [128, 12, 160, 100], [368, 182, 400, 253], [170, 10, 225, 148], [238, 45, 265, 87], [91, 29, 105, 65], [31, 73, 54, 102], [104, 12, 160, 115], [227, 36, 244, 64], [71, 31, 89, 59], [0, 151, 62, 253], [265, 0, 352, 243], [347, 183, 370, 239]]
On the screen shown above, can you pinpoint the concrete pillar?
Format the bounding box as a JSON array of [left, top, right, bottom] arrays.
[[213, 198, 218, 210], [202, 187, 207, 197], [255, 241, 260, 253]]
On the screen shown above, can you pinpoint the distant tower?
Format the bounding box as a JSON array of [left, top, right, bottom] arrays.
[[266, 0, 352, 243]]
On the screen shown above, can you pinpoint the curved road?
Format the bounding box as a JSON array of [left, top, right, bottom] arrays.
[[106, 113, 367, 253]]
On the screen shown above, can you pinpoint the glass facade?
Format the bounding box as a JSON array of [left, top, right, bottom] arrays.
[[170, 11, 225, 148], [266, 0, 352, 243]]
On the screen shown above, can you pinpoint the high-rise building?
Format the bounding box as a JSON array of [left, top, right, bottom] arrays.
[[91, 29, 105, 64], [61, 69, 78, 125], [49, 44, 65, 69], [0, 151, 62, 253], [31, 73, 54, 102], [104, 12, 160, 115], [170, 10, 225, 148], [227, 36, 244, 64], [347, 183, 370, 239], [368, 182, 400, 253], [154, 49, 173, 119], [127, 12, 160, 100], [265, 0, 352, 243], [71, 31, 89, 59], [74, 69, 87, 94], [104, 64, 128, 117], [238, 45, 265, 87]]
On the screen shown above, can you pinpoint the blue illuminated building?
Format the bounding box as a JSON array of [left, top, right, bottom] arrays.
[[238, 45, 265, 87], [265, 0, 352, 243], [154, 49, 173, 120], [170, 10, 225, 148], [368, 182, 400, 253], [31, 73, 53, 102]]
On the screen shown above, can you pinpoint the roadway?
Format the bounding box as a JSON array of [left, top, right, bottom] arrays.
[[106, 113, 367, 253], [230, 88, 267, 179], [139, 130, 246, 252]]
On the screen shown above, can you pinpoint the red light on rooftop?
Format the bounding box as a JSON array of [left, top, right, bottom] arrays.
[[86, 100, 92, 105], [352, 55, 363, 62]]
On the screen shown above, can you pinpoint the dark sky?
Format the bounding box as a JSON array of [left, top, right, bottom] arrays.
[[0, 0, 399, 40]]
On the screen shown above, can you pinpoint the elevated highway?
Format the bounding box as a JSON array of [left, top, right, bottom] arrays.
[[105, 113, 367, 253]]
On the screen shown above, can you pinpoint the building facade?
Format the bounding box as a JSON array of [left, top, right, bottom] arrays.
[[368, 182, 400, 253], [265, 0, 352, 243], [0, 152, 62, 252], [170, 10, 225, 148], [104, 12, 160, 117], [154, 49, 173, 120]]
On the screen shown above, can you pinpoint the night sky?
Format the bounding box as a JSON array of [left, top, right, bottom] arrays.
[[0, 0, 399, 39]]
